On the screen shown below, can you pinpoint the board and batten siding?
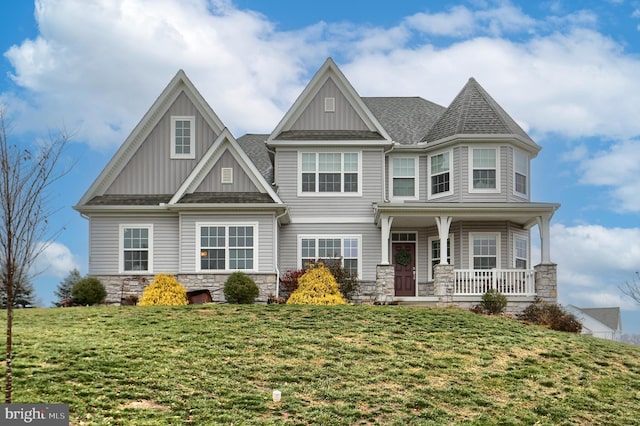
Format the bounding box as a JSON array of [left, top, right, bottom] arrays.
[[88, 214, 179, 275], [178, 213, 276, 273], [106, 92, 218, 195], [290, 78, 369, 131], [274, 148, 384, 218], [278, 223, 381, 282], [195, 150, 260, 193]]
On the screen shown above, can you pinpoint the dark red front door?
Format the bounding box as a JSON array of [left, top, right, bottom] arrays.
[[393, 243, 416, 296]]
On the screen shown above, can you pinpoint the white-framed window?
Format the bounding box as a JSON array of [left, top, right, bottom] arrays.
[[298, 235, 361, 277], [119, 225, 153, 273], [171, 116, 195, 159], [390, 157, 417, 199], [299, 152, 360, 195], [428, 235, 453, 280], [514, 236, 528, 269], [197, 223, 257, 271], [514, 150, 528, 197], [429, 150, 452, 198], [470, 233, 500, 270], [470, 147, 499, 192]]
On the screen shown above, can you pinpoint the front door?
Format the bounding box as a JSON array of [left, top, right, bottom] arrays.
[[393, 243, 416, 296]]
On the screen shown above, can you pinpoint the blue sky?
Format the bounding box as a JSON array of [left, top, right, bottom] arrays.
[[1, 0, 639, 333]]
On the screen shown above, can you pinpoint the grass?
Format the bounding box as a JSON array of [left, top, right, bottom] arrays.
[[1, 304, 640, 425]]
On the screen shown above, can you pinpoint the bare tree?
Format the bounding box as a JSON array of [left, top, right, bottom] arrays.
[[620, 272, 640, 305], [0, 108, 70, 402]]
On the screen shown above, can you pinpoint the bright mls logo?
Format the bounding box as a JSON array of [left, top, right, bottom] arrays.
[[1, 404, 68, 425]]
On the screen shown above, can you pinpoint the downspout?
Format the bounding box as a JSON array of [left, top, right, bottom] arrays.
[[274, 207, 289, 298]]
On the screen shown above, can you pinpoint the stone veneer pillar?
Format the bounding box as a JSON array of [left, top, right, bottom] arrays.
[[375, 265, 395, 303], [433, 264, 455, 306], [534, 263, 557, 304]]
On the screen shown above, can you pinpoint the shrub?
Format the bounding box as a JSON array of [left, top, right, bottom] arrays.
[[71, 277, 107, 305], [280, 268, 306, 297], [519, 298, 582, 333], [287, 263, 346, 305], [139, 274, 188, 306], [282, 260, 360, 301], [224, 272, 259, 304], [480, 289, 507, 315]]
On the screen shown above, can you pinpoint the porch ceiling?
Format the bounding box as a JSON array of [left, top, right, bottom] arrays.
[[374, 201, 560, 229]]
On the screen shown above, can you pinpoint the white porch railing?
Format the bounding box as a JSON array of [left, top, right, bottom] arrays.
[[454, 269, 535, 295]]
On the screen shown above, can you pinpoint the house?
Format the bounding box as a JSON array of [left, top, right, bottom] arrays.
[[565, 305, 622, 340], [74, 58, 560, 312]]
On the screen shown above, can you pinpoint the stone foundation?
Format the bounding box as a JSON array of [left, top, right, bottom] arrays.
[[93, 273, 277, 305]]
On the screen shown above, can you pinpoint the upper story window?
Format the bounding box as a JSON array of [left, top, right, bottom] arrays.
[[470, 147, 499, 192], [171, 116, 195, 159], [514, 236, 528, 269], [514, 150, 528, 197], [471, 233, 499, 269], [198, 224, 257, 271], [120, 225, 153, 273], [391, 157, 417, 199], [300, 152, 360, 195], [299, 235, 361, 277], [429, 151, 452, 198]]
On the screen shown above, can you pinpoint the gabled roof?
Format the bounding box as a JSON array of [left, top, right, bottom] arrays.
[[577, 307, 622, 332], [422, 77, 537, 149], [267, 57, 391, 144], [236, 134, 273, 184], [76, 69, 226, 207]]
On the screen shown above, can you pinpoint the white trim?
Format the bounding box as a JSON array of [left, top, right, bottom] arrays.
[[513, 235, 529, 269], [469, 146, 500, 193], [170, 116, 196, 159], [291, 216, 372, 224], [428, 149, 453, 199], [221, 167, 233, 184], [196, 222, 259, 272], [389, 156, 418, 201], [428, 234, 454, 281], [297, 150, 362, 197], [324, 97, 336, 112], [469, 232, 500, 270], [297, 234, 362, 278], [513, 149, 529, 198], [119, 224, 154, 274], [390, 235, 419, 297]]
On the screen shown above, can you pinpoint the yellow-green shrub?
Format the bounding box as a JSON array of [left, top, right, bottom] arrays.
[[286, 263, 346, 305], [139, 273, 188, 306]]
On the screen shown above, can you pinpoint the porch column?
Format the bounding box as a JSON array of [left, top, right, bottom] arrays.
[[435, 216, 452, 264], [380, 215, 393, 265], [536, 214, 553, 264]]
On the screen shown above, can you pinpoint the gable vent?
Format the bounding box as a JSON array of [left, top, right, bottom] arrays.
[[324, 97, 335, 112], [221, 167, 233, 184]]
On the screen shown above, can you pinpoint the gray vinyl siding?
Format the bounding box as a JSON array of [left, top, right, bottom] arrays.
[[195, 150, 260, 193], [457, 221, 531, 270], [290, 78, 369, 131], [278, 223, 381, 281], [106, 91, 218, 195], [178, 213, 276, 273], [457, 145, 509, 202], [274, 148, 384, 218], [88, 214, 179, 275]]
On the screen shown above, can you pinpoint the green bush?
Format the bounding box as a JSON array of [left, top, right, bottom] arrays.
[[519, 298, 582, 333], [480, 289, 507, 315], [224, 272, 259, 304], [71, 277, 107, 305]]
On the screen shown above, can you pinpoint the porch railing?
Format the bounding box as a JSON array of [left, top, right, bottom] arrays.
[[454, 269, 535, 295]]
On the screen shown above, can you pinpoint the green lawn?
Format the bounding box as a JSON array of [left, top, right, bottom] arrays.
[[2, 305, 640, 425]]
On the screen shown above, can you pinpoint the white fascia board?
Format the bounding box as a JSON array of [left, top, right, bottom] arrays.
[[267, 140, 392, 148]]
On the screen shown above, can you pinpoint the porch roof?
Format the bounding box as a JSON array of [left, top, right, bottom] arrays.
[[373, 201, 560, 229]]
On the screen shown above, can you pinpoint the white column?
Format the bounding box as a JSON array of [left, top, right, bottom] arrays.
[[536, 214, 552, 264], [435, 216, 452, 264], [381, 215, 393, 264]]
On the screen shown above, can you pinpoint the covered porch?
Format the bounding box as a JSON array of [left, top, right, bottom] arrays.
[[373, 202, 560, 307]]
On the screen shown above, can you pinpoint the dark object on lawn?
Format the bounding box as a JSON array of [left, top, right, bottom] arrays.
[[58, 298, 78, 307], [187, 289, 213, 305]]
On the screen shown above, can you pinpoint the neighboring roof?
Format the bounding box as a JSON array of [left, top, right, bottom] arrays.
[[236, 134, 273, 184], [578, 307, 622, 332], [423, 77, 536, 146], [363, 97, 445, 145]]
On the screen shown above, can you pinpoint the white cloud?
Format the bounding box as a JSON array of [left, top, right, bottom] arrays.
[[32, 241, 80, 279]]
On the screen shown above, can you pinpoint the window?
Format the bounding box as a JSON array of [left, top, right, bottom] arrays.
[[299, 235, 360, 277], [199, 224, 256, 271], [471, 148, 498, 191], [514, 150, 528, 196], [171, 116, 195, 159], [120, 225, 153, 273], [300, 152, 359, 194], [514, 237, 528, 269], [428, 236, 453, 280], [471, 233, 499, 269], [391, 157, 417, 198], [429, 151, 451, 198]]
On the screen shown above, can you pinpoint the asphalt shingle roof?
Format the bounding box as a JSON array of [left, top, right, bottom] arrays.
[[236, 134, 273, 184]]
